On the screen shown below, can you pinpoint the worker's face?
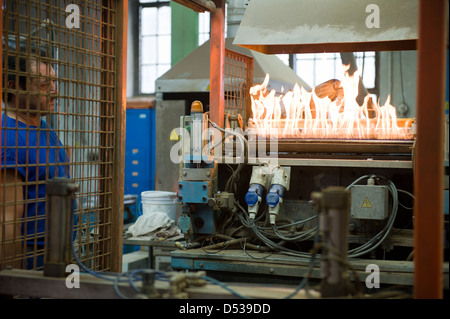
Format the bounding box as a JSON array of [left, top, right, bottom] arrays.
[[16, 61, 57, 115]]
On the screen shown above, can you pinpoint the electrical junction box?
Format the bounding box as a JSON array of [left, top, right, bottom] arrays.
[[350, 185, 389, 220]]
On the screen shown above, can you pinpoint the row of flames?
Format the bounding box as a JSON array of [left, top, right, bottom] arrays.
[[248, 66, 414, 140]]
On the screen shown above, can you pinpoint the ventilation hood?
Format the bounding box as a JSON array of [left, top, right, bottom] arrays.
[[233, 0, 418, 54], [155, 38, 311, 93]]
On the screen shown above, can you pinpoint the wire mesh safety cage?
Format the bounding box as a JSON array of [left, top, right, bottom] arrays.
[[224, 48, 253, 126], [1, 0, 126, 272]]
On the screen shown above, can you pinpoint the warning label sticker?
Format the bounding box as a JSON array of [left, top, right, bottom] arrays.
[[361, 197, 373, 208]]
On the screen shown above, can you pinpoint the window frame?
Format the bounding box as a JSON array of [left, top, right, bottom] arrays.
[[137, 1, 211, 95], [138, 0, 171, 95]]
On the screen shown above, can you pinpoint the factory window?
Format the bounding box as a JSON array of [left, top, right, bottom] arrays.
[[198, 12, 211, 46], [277, 52, 378, 98], [139, 1, 211, 94], [295, 52, 378, 99], [296, 52, 376, 89], [139, 1, 172, 94]]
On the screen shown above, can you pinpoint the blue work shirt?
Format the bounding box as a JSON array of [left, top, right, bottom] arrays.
[[1, 113, 73, 246]]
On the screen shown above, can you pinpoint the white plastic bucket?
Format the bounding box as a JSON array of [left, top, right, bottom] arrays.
[[140, 191, 178, 221]]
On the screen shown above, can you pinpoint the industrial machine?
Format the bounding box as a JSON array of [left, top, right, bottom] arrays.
[[172, 92, 423, 293], [168, 0, 449, 299], [0, 0, 447, 301]]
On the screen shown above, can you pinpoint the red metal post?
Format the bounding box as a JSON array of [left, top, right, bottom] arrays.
[[209, 0, 225, 128], [0, 7, 3, 190], [414, 0, 448, 299]]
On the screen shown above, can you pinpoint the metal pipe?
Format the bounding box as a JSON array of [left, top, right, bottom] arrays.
[[44, 178, 78, 277], [139, 270, 160, 298], [320, 186, 350, 298], [413, 0, 448, 299]]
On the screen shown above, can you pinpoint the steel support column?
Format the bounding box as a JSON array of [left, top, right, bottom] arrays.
[[209, 0, 225, 128], [414, 0, 448, 299]]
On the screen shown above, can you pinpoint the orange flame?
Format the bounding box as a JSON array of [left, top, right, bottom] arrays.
[[249, 67, 414, 140]]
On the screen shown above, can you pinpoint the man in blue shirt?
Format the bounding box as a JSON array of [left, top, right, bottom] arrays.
[[1, 54, 71, 270]]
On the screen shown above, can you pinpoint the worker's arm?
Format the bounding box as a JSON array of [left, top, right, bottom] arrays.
[[0, 169, 24, 269]]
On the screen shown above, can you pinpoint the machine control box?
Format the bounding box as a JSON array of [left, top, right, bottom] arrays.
[[350, 185, 389, 220]]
